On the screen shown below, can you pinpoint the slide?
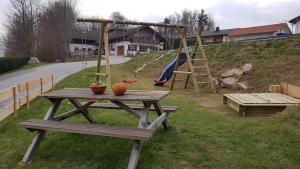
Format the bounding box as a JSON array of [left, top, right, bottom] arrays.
[[154, 53, 187, 86]]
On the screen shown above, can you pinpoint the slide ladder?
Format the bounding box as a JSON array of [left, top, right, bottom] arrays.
[[170, 28, 216, 93]]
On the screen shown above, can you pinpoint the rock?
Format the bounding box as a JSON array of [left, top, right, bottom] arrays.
[[221, 68, 243, 78], [222, 77, 238, 87], [236, 82, 249, 90], [27, 57, 40, 64], [242, 63, 253, 72]]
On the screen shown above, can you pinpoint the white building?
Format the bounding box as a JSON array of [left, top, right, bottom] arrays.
[[289, 15, 300, 34], [228, 23, 292, 42], [69, 26, 165, 57]]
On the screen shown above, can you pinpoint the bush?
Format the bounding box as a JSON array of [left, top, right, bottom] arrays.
[[0, 56, 30, 73]]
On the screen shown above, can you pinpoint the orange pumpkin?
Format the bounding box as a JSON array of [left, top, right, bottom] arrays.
[[112, 82, 127, 96]]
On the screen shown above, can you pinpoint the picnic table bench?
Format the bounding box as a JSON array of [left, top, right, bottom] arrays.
[[18, 88, 177, 169]]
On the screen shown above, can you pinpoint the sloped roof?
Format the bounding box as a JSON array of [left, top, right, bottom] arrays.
[[72, 31, 99, 41], [109, 26, 164, 41], [229, 23, 289, 36], [201, 29, 236, 37], [289, 15, 300, 24]]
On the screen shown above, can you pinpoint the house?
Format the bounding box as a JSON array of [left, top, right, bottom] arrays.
[[69, 26, 165, 57], [289, 15, 300, 34], [201, 27, 236, 44], [228, 23, 292, 42], [70, 31, 99, 56], [108, 26, 165, 56]]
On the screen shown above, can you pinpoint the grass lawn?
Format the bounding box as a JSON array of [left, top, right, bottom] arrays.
[[0, 63, 45, 76], [0, 61, 300, 169]]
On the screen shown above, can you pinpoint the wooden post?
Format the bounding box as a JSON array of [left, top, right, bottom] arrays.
[[170, 37, 184, 90], [13, 86, 17, 117], [104, 25, 111, 88], [40, 77, 43, 94], [26, 82, 30, 110], [51, 74, 54, 90], [96, 22, 107, 81]]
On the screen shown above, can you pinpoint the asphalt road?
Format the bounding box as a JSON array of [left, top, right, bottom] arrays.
[[0, 56, 130, 90]]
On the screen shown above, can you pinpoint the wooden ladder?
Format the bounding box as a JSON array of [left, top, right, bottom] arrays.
[[170, 28, 216, 93]]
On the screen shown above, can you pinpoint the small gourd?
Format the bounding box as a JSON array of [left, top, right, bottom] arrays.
[[112, 82, 127, 96]]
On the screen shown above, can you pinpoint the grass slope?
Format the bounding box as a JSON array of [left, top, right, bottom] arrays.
[[0, 62, 300, 169]]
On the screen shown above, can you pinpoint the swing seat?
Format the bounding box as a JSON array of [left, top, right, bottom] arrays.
[[154, 79, 167, 86], [123, 79, 138, 84]]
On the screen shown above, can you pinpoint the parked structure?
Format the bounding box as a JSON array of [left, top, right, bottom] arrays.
[[228, 23, 291, 42], [289, 15, 300, 34], [201, 27, 236, 44], [109, 26, 165, 56]]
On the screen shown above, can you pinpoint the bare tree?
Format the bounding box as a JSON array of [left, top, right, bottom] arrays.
[[4, 0, 39, 57], [197, 9, 215, 31], [37, 0, 77, 62]]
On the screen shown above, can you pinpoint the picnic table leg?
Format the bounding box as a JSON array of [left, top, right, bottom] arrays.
[[69, 98, 96, 123], [127, 101, 151, 169], [153, 102, 169, 130], [21, 99, 62, 164]]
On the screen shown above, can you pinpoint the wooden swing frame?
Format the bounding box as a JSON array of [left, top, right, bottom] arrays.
[[77, 18, 186, 89]]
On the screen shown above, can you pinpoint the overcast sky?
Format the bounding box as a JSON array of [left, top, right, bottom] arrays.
[[0, 0, 299, 39]]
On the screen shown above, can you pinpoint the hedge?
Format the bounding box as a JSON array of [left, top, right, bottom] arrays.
[[0, 56, 30, 73]]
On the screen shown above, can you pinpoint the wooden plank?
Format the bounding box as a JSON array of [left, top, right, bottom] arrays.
[[42, 74, 52, 83], [0, 87, 13, 102], [18, 119, 154, 140], [28, 79, 41, 88], [147, 113, 167, 130], [269, 85, 282, 93], [286, 83, 300, 99], [41, 88, 171, 101], [104, 26, 111, 88], [0, 104, 14, 122], [87, 102, 177, 112], [18, 83, 27, 92]]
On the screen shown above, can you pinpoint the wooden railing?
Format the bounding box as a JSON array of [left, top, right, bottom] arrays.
[[0, 74, 54, 122]]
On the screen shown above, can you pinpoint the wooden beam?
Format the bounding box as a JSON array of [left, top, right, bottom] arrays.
[[96, 22, 107, 81], [77, 18, 186, 28], [104, 25, 111, 88]]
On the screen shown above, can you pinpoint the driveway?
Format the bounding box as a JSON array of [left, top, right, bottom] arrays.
[[0, 56, 130, 90]]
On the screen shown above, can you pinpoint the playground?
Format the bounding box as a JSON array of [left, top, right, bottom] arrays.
[[1, 18, 300, 169]]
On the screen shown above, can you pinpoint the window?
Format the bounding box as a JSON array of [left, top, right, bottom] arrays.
[[74, 47, 79, 51], [128, 45, 137, 51], [88, 48, 92, 51], [82, 48, 86, 51], [139, 46, 147, 52]]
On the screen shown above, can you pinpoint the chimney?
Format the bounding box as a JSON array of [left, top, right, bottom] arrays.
[[215, 27, 220, 32]]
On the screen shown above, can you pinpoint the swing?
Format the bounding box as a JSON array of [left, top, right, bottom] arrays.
[[122, 22, 139, 84]]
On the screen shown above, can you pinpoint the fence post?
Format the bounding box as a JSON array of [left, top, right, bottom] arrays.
[[13, 86, 17, 117], [51, 74, 54, 90], [40, 77, 43, 94], [26, 82, 30, 110]]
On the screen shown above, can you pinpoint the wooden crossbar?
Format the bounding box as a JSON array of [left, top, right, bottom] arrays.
[[19, 119, 154, 140], [86, 102, 177, 112]]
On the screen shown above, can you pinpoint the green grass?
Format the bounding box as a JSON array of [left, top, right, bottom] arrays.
[[0, 60, 300, 169], [0, 64, 45, 75]]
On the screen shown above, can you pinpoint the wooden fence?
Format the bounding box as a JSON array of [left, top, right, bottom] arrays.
[[0, 74, 54, 122]]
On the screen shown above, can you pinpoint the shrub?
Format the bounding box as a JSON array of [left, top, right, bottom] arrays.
[[0, 56, 30, 73]]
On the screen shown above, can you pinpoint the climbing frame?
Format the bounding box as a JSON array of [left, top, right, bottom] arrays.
[[170, 28, 216, 93]]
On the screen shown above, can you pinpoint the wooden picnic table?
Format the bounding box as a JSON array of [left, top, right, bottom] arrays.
[[18, 88, 177, 169]]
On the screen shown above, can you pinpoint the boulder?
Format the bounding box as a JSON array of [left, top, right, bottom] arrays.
[[242, 63, 253, 73], [221, 68, 243, 78], [222, 77, 238, 87], [27, 57, 40, 64]]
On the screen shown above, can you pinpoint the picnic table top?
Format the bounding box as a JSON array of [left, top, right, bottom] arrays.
[[41, 88, 171, 101]]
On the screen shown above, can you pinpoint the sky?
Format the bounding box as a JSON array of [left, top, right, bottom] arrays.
[[0, 0, 299, 52]]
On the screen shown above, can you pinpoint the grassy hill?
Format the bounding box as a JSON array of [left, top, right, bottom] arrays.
[[125, 36, 300, 92]]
